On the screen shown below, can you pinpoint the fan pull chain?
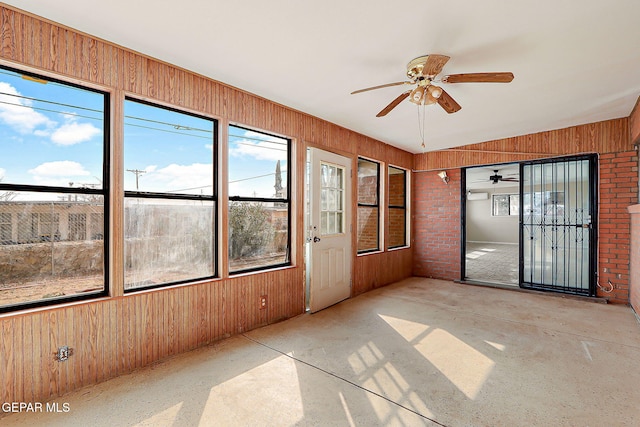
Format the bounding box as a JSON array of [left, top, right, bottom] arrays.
[[418, 104, 427, 148]]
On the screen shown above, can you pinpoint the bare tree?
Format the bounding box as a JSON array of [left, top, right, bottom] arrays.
[[228, 201, 273, 259]]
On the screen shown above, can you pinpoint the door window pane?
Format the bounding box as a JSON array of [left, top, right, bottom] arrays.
[[320, 163, 344, 235]]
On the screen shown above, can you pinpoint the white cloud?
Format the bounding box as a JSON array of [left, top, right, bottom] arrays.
[[51, 120, 100, 146], [0, 83, 99, 146], [28, 160, 91, 187], [137, 163, 213, 194], [0, 82, 54, 133], [0, 167, 6, 179], [229, 130, 287, 162]]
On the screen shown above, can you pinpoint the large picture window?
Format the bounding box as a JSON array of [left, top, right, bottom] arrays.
[[124, 99, 217, 291], [0, 66, 108, 312], [388, 165, 408, 249], [228, 125, 290, 273], [357, 158, 380, 253]]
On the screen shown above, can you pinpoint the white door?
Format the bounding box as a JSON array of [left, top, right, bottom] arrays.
[[307, 148, 352, 313]]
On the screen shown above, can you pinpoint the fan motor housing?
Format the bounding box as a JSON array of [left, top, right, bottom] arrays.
[[406, 55, 432, 80]]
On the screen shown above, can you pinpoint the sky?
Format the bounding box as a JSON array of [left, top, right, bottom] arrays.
[[0, 67, 288, 202]]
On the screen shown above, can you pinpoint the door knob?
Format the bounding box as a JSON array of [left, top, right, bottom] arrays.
[[313, 236, 321, 243]]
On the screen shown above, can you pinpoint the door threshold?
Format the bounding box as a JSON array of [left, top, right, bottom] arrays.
[[456, 279, 608, 304]]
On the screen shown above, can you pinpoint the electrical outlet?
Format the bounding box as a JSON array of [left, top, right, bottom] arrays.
[[260, 295, 267, 310], [55, 346, 73, 362]]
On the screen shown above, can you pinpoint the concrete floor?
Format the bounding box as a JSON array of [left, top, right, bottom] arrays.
[[3, 278, 640, 426]]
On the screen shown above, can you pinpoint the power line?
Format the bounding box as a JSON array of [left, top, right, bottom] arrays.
[[0, 90, 290, 146], [230, 169, 287, 184], [0, 90, 102, 113], [124, 113, 212, 133], [229, 133, 288, 146], [0, 82, 292, 146], [234, 141, 287, 152], [0, 99, 103, 122], [124, 121, 211, 140]]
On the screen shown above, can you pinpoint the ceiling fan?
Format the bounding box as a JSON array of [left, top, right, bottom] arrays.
[[489, 169, 519, 184], [351, 54, 514, 117]]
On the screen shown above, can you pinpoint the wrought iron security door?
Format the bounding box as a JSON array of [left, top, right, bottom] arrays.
[[520, 156, 597, 295]]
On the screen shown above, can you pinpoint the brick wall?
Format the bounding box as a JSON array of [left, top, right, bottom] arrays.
[[388, 170, 407, 247], [357, 170, 379, 252], [411, 154, 638, 303], [598, 151, 638, 303], [412, 169, 461, 280]]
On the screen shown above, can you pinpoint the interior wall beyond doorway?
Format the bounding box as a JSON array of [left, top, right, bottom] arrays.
[[466, 186, 519, 244]]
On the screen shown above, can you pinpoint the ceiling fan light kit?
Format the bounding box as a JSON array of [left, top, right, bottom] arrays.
[[351, 53, 514, 117]]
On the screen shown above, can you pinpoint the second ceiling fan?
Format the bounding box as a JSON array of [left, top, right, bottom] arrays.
[[351, 54, 514, 117]]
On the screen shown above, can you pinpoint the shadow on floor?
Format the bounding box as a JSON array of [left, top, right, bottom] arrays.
[[2, 278, 639, 426]]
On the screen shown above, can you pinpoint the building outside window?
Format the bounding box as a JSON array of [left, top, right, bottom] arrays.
[[357, 157, 381, 253], [388, 165, 408, 249]]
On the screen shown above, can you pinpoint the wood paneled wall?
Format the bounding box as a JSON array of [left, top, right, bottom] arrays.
[[0, 4, 413, 405], [630, 96, 640, 145], [414, 118, 630, 171]]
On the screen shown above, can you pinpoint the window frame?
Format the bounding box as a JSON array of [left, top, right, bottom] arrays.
[[357, 156, 382, 254], [123, 97, 218, 293], [387, 164, 409, 250], [228, 124, 292, 275], [0, 65, 110, 313], [492, 193, 519, 216]]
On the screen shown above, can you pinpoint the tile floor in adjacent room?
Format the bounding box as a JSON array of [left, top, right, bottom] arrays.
[[465, 242, 519, 286], [2, 278, 639, 426]]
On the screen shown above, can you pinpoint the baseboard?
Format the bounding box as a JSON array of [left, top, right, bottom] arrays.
[[633, 305, 640, 326]]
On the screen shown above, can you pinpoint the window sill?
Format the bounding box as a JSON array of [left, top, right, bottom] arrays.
[[228, 263, 296, 279], [357, 250, 384, 257], [387, 245, 411, 252]]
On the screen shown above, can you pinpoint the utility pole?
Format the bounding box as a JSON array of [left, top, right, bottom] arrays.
[[126, 169, 146, 190]]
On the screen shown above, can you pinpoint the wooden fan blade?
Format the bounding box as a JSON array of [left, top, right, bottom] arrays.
[[442, 72, 514, 83], [351, 81, 411, 95], [437, 88, 461, 114], [376, 91, 411, 117], [423, 54, 450, 77]]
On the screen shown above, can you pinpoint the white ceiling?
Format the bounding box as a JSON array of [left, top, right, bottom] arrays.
[[6, 1, 640, 154], [466, 165, 519, 190]]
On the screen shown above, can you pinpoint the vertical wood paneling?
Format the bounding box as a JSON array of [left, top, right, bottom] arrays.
[[0, 4, 416, 406], [30, 313, 41, 402], [630, 96, 640, 144], [12, 317, 24, 401], [414, 118, 630, 171]]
